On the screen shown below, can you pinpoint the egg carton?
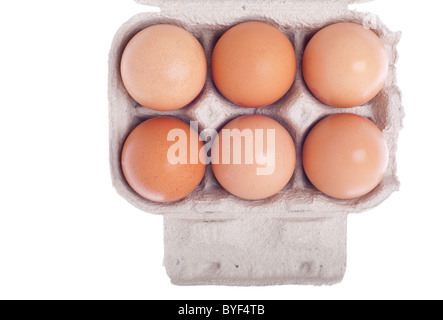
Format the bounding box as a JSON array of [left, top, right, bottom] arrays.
[[108, 0, 404, 285]]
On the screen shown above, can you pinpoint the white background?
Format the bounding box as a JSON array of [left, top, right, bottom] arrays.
[[0, 0, 442, 300]]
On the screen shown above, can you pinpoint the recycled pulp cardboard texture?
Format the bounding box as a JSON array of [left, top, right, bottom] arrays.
[[163, 215, 348, 286], [108, 0, 403, 285]]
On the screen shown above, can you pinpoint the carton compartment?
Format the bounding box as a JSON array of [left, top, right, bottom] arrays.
[[109, 10, 403, 219]]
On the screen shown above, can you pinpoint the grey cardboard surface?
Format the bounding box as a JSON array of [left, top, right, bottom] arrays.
[[108, 0, 403, 285]]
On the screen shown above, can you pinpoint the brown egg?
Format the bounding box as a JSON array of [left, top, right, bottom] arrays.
[[302, 114, 389, 200], [212, 115, 296, 200], [212, 21, 297, 108], [302, 22, 389, 108], [120, 24, 207, 111], [121, 117, 206, 203]]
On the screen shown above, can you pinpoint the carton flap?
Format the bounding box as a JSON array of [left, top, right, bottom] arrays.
[[134, 0, 372, 11]]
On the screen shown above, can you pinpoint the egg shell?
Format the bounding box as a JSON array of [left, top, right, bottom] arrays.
[[303, 114, 389, 200], [120, 24, 207, 112], [121, 117, 206, 203], [212, 115, 296, 200], [302, 22, 389, 108], [109, 0, 404, 286], [212, 21, 297, 108]]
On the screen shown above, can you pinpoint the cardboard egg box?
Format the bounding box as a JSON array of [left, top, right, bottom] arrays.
[[108, 0, 404, 285]]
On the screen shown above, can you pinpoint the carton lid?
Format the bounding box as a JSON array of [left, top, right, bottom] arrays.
[[135, 0, 372, 11]]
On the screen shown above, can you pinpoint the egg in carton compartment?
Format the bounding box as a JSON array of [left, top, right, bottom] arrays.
[[108, 0, 404, 286]]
